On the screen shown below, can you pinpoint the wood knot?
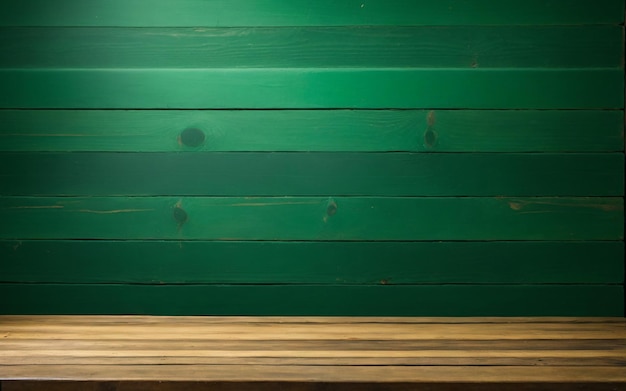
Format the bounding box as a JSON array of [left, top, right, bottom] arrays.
[[173, 206, 188, 226], [180, 127, 205, 147], [324, 199, 338, 222], [424, 111, 438, 148], [424, 129, 438, 148], [326, 202, 338, 216]]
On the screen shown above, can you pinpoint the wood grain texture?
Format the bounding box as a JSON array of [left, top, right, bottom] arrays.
[[2, 26, 621, 69], [1, 110, 622, 152], [4, 382, 626, 391], [0, 197, 622, 240], [3, 317, 624, 386], [2, 364, 626, 382], [0, 317, 624, 387], [0, 286, 622, 315], [0, 69, 622, 109], [0, 0, 623, 26], [3, 338, 626, 351], [3, 356, 626, 367], [1, 241, 622, 284], [1, 153, 622, 196]]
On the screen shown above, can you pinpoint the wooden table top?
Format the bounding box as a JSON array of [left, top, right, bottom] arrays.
[[1, 316, 625, 390]]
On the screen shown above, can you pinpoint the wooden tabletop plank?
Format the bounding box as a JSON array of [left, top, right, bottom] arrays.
[[3, 339, 625, 350], [3, 349, 625, 359], [3, 364, 626, 382], [3, 356, 625, 367], [1, 316, 624, 384], [5, 381, 626, 391], [3, 324, 624, 340]]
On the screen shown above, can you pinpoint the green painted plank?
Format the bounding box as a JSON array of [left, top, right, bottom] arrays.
[[0, 0, 623, 26], [0, 197, 621, 240], [0, 284, 621, 316], [0, 69, 622, 109], [1, 110, 622, 153], [2, 26, 621, 69], [1, 153, 622, 197], [1, 241, 622, 284]]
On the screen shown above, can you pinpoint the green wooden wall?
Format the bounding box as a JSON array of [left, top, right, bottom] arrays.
[[0, 0, 624, 316]]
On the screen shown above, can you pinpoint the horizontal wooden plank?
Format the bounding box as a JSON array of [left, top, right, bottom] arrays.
[[4, 382, 626, 391], [3, 317, 625, 339], [0, 197, 622, 240], [3, 382, 625, 391], [2, 26, 621, 69], [2, 365, 626, 384], [4, 350, 624, 367], [0, 284, 622, 316], [0, 350, 626, 370], [3, 354, 626, 367], [1, 110, 622, 153], [0, 0, 623, 26], [6, 350, 626, 366], [0, 356, 626, 370], [1, 241, 622, 284], [0, 364, 626, 384], [4, 317, 622, 388], [0, 69, 622, 109], [4, 338, 625, 352], [1, 153, 622, 196], [4, 349, 626, 367], [2, 316, 624, 325]]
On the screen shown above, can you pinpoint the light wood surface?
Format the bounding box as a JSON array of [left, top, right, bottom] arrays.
[[1, 316, 624, 389]]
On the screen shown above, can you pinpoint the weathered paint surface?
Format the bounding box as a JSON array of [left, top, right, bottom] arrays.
[[0, 1, 623, 315]]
